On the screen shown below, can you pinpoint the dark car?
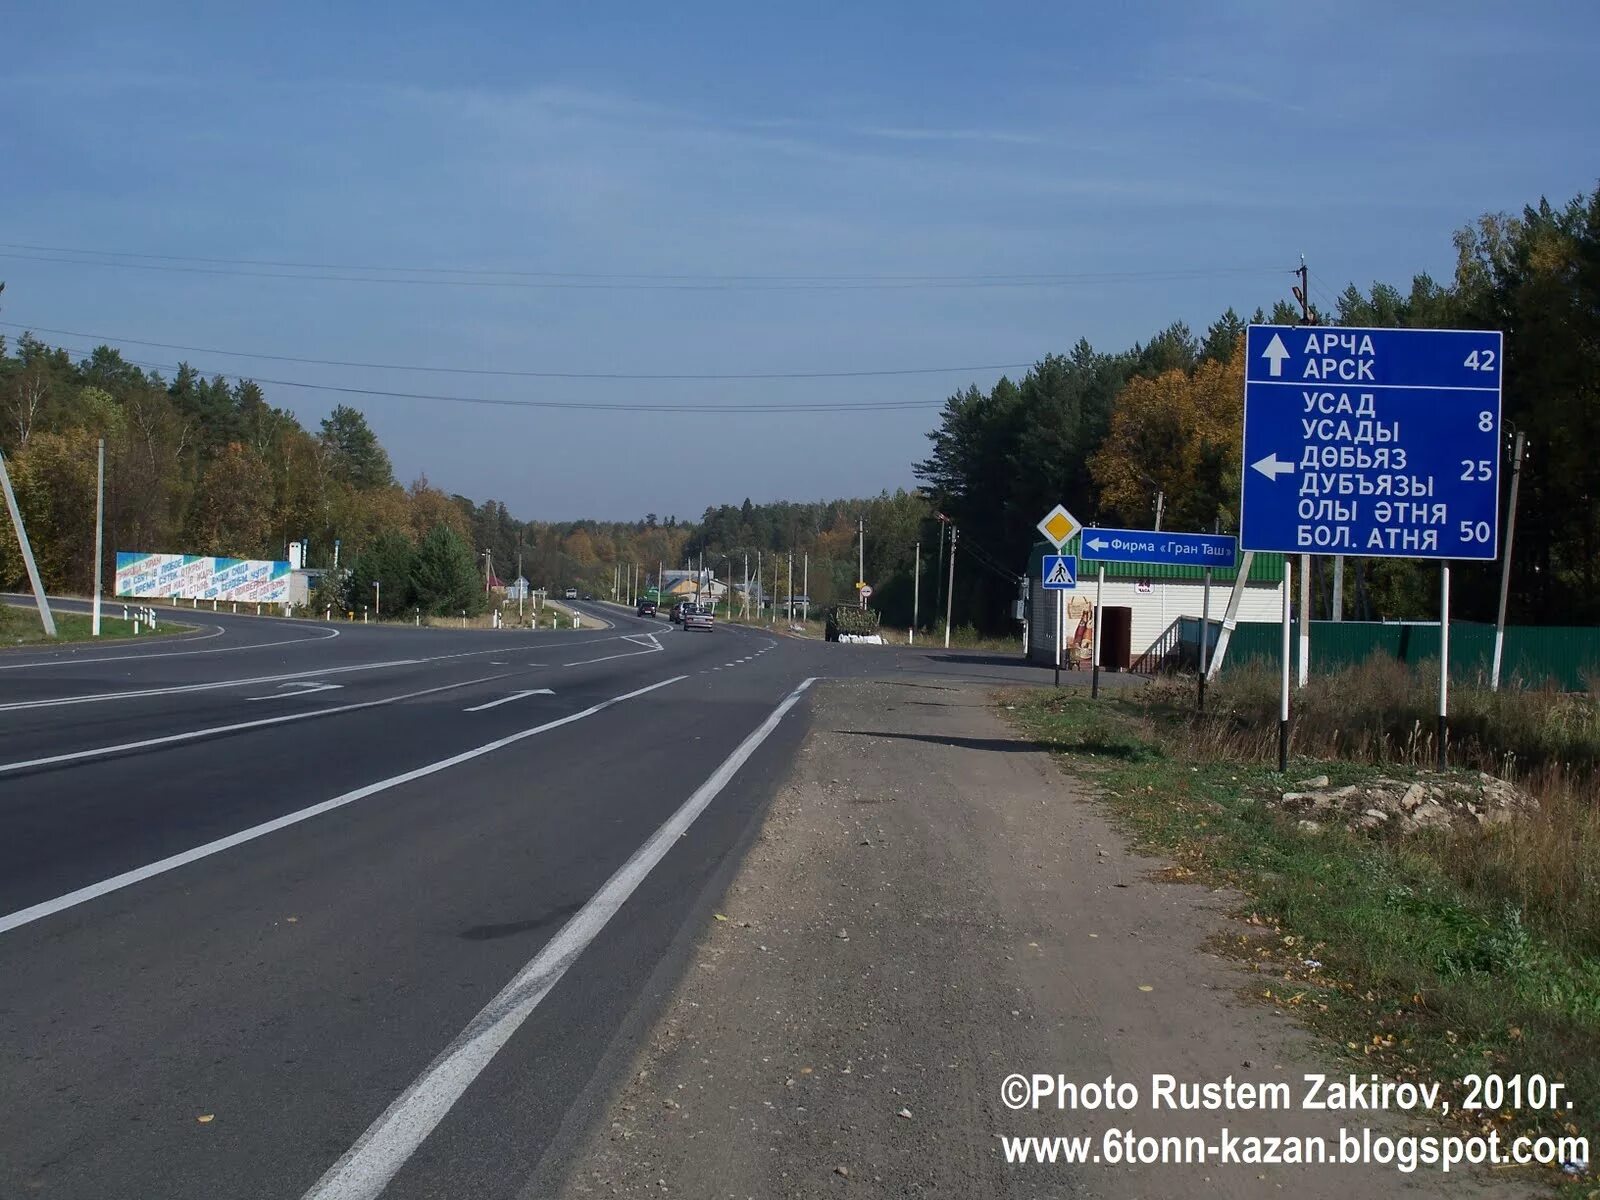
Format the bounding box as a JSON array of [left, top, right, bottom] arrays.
[[637, 599, 658, 617]]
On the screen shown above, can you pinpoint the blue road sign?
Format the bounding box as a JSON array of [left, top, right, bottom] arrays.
[[1078, 528, 1238, 569], [1041, 555, 1077, 589], [1240, 325, 1503, 560]]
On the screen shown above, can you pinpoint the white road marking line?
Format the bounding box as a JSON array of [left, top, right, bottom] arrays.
[[0, 622, 335, 670], [0, 675, 687, 936], [0, 628, 664, 713], [0, 673, 515, 778], [300, 675, 816, 1200], [248, 682, 344, 701], [463, 688, 554, 712], [0, 656, 425, 713], [562, 644, 661, 668]]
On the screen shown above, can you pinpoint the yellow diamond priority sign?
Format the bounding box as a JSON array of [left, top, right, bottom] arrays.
[[1036, 503, 1082, 551]]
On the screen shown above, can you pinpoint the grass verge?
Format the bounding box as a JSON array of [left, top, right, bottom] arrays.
[[1006, 686, 1596, 1189], [0, 604, 184, 647]]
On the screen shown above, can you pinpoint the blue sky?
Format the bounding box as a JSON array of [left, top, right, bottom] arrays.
[[2, 1, 1595, 521]]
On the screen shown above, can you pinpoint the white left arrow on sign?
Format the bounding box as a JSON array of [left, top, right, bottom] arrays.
[[1085, 536, 1107, 552], [1251, 453, 1295, 481]]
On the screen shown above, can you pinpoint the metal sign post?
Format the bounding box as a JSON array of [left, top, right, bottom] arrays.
[[1439, 565, 1451, 770], [1199, 566, 1212, 714], [1091, 566, 1104, 699], [1055, 589, 1064, 687], [1279, 558, 1292, 772]]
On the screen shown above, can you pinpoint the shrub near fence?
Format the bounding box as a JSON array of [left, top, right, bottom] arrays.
[[1222, 620, 1600, 692]]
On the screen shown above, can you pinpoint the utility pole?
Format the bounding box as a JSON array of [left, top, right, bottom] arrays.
[[1294, 254, 1315, 683], [857, 516, 866, 609], [935, 517, 947, 623], [374, 579, 381, 619], [943, 526, 958, 648], [1153, 491, 1165, 532], [787, 552, 794, 626], [802, 552, 808, 624], [912, 541, 920, 645], [1491, 430, 1527, 691], [92, 437, 105, 636], [0, 450, 55, 636], [484, 548, 492, 595]]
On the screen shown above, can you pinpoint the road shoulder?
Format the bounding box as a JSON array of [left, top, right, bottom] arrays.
[[554, 677, 1525, 1198]]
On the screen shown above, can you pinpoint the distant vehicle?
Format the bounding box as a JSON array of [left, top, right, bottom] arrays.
[[564, 588, 578, 600], [672, 600, 693, 624], [582, 592, 593, 601], [683, 605, 714, 631], [637, 599, 658, 618]]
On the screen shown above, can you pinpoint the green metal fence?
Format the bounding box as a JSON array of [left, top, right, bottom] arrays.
[[1221, 621, 1600, 691]]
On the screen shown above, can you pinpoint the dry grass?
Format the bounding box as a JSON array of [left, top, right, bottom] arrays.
[[1142, 656, 1600, 961]]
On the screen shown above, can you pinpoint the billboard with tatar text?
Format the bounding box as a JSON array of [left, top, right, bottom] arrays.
[[114, 552, 291, 602]]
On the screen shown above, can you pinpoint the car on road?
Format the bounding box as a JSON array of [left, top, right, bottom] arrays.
[[564, 588, 578, 600], [683, 605, 714, 631], [671, 600, 693, 624], [637, 599, 658, 617]]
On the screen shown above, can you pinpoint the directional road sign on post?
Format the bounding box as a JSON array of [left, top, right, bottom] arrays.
[[1240, 325, 1503, 560], [1041, 555, 1077, 589], [1079, 528, 1237, 569]]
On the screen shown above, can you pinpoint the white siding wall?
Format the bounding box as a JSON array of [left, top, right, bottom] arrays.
[[1028, 574, 1284, 667]]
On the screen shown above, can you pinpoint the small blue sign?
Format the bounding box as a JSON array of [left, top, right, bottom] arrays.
[[1240, 325, 1503, 560], [1078, 528, 1237, 569], [1041, 555, 1077, 590]]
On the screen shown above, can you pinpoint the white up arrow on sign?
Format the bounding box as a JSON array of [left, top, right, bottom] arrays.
[[1251, 453, 1295, 481], [1262, 332, 1290, 377]]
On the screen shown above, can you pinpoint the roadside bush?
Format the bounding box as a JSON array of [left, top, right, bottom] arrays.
[[825, 604, 880, 640]]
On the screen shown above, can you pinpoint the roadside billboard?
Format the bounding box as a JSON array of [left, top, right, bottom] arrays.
[[114, 552, 291, 602]]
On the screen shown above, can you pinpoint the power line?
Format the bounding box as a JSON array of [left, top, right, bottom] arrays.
[[0, 240, 1293, 283], [0, 246, 1291, 292], [38, 342, 946, 413], [0, 320, 1035, 382]]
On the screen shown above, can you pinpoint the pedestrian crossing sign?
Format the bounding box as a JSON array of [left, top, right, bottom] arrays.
[[1042, 555, 1077, 590]]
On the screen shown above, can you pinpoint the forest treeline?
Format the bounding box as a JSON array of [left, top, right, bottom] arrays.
[[2, 182, 1595, 628]]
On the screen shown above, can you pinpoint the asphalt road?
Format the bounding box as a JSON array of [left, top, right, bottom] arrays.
[[0, 599, 1110, 1198]]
